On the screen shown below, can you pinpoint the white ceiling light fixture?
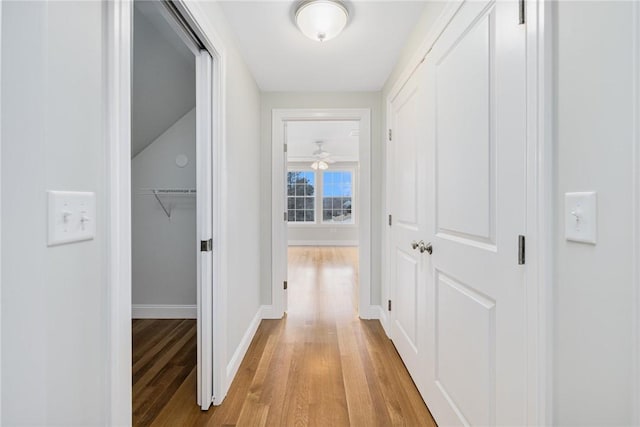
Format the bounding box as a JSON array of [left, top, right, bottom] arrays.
[[295, 0, 349, 42], [310, 141, 334, 170], [311, 160, 329, 170]]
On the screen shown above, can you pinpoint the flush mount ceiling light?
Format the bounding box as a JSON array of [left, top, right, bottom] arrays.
[[295, 0, 349, 42]]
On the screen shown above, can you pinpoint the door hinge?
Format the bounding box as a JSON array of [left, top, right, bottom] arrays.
[[200, 238, 213, 252], [388, 300, 392, 311], [518, 235, 525, 265], [388, 129, 393, 141], [518, 0, 525, 25], [388, 214, 392, 226], [284, 280, 288, 290], [284, 143, 288, 153], [284, 211, 288, 222]]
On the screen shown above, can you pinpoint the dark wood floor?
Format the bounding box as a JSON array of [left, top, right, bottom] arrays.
[[132, 247, 436, 426]]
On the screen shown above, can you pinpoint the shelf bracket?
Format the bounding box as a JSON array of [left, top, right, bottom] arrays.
[[153, 191, 172, 219]]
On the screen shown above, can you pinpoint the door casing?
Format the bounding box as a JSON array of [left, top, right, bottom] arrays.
[[269, 108, 373, 320], [105, 0, 228, 423]]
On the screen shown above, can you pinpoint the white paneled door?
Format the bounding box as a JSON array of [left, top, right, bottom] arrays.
[[422, 0, 528, 425], [388, 62, 429, 397]]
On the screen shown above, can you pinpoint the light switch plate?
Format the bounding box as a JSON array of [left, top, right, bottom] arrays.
[[565, 191, 597, 244], [47, 191, 96, 246]]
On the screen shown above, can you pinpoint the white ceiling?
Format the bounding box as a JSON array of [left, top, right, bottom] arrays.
[[132, 2, 196, 157], [287, 121, 359, 162], [217, 1, 428, 91]]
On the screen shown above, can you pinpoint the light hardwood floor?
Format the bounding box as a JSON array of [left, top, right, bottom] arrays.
[[132, 246, 436, 426]]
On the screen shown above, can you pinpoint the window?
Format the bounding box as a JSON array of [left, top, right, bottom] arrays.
[[287, 168, 355, 225], [322, 171, 353, 224], [287, 171, 315, 222]]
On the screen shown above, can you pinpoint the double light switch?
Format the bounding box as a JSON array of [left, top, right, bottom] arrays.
[[47, 191, 96, 246]]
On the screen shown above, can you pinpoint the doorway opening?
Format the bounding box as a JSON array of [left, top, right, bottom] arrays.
[[130, 0, 215, 419], [270, 109, 372, 320], [285, 121, 360, 315]]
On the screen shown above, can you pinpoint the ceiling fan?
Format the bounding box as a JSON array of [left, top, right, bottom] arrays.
[[310, 141, 335, 170]]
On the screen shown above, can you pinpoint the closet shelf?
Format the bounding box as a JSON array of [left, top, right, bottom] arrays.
[[138, 188, 196, 219]]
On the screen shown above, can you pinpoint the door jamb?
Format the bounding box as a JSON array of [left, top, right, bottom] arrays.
[[633, 0, 640, 423], [382, 1, 552, 424], [0, 0, 4, 421], [105, 1, 133, 423], [269, 108, 373, 319], [526, 0, 554, 424], [105, 1, 228, 423]]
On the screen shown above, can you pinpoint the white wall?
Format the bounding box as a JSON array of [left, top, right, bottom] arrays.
[[260, 92, 382, 305], [554, 2, 637, 424], [192, 1, 263, 386], [0, 0, 263, 421], [288, 227, 358, 246], [1, 1, 107, 425], [132, 109, 196, 308], [382, 2, 447, 100]]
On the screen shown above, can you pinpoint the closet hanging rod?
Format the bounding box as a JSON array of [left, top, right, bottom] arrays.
[[138, 188, 196, 195]]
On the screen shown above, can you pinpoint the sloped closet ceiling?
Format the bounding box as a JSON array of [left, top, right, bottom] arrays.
[[132, 2, 196, 157]]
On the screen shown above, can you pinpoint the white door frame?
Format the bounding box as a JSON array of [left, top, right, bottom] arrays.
[[269, 108, 374, 319], [633, 1, 640, 423], [382, 1, 552, 424], [105, 1, 228, 423], [0, 1, 4, 421]]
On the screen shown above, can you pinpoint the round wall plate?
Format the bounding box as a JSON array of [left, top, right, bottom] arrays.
[[175, 154, 189, 168]]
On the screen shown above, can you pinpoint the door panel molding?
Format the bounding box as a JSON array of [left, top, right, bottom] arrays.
[[394, 249, 419, 349], [434, 9, 495, 246], [435, 271, 496, 426]]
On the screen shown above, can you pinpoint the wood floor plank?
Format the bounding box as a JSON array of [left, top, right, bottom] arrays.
[[132, 247, 436, 427], [337, 321, 377, 426]]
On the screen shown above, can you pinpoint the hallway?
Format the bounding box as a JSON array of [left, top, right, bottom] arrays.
[[133, 247, 436, 426]]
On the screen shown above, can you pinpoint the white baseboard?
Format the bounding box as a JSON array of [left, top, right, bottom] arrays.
[[131, 304, 196, 319], [260, 304, 283, 320], [359, 304, 381, 320], [226, 306, 264, 382], [288, 240, 359, 247], [375, 305, 391, 338]]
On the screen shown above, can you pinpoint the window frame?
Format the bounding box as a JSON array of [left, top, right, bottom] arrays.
[[286, 169, 317, 224], [286, 163, 357, 228], [320, 168, 356, 225]]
